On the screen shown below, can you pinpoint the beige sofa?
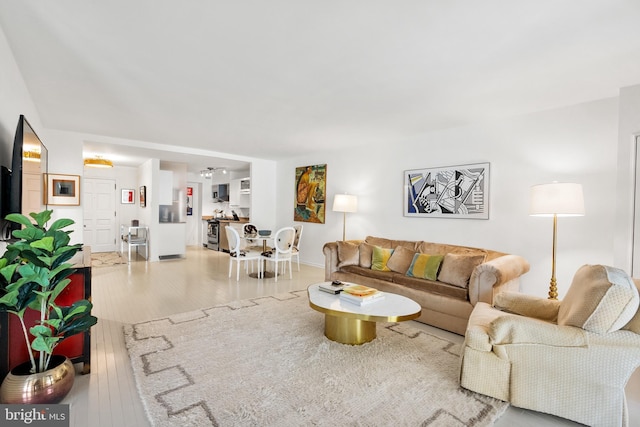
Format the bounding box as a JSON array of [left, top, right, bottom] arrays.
[[323, 236, 530, 335], [459, 264, 640, 426]]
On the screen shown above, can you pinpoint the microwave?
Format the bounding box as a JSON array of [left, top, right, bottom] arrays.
[[240, 178, 250, 194], [212, 184, 229, 201]]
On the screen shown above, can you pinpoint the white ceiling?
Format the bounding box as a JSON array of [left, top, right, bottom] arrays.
[[2, 1, 640, 169]]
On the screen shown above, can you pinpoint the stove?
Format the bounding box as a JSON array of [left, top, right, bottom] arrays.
[[206, 219, 220, 250]]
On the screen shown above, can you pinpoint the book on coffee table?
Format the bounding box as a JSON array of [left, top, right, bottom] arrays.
[[318, 282, 345, 294], [342, 284, 379, 297], [339, 291, 385, 306], [340, 285, 385, 306]]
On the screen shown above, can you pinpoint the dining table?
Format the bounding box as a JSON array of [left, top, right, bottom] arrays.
[[243, 233, 275, 279]]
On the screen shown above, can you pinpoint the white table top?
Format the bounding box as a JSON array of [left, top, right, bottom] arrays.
[[307, 282, 421, 322]]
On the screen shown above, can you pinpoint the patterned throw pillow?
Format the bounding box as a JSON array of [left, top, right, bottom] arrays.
[[371, 246, 394, 272], [406, 253, 444, 280]]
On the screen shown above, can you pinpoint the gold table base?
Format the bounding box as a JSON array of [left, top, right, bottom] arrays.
[[324, 314, 377, 345]]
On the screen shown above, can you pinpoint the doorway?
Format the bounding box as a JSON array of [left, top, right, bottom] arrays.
[[83, 178, 117, 252]]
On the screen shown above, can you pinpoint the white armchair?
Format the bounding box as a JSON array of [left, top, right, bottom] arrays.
[[459, 264, 640, 427]]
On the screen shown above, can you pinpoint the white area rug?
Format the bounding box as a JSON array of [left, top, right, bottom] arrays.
[[91, 251, 127, 267], [124, 290, 508, 426]]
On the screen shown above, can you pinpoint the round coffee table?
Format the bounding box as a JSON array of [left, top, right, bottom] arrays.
[[307, 282, 421, 345]]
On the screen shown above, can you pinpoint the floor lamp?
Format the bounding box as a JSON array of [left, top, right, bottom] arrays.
[[529, 182, 585, 299], [332, 194, 358, 241]]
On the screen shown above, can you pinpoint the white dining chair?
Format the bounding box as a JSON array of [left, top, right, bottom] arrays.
[[226, 226, 262, 281], [291, 224, 303, 271], [262, 226, 296, 282], [120, 224, 149, 262]]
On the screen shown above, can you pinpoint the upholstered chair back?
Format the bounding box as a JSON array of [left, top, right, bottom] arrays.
[[558, 264, 640, 334]]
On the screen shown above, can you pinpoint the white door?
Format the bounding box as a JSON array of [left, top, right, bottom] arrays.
[[83, 178, 117, 253]]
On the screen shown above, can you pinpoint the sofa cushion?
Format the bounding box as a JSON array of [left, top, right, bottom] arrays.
[[438, 253, 486, 288], [418, 241, 449, 255], [341, 265, 395, 282], [558, 264, 639, 334], [393, 273, 468, 300], [390, 239, 421, 251], [406, 253, 444, 280], [365, 236, 393, 248], [336, 241, 360, 268], [371, 246, 394, 271], [386, 246, 416, 274], [359, 242, 374, 268]]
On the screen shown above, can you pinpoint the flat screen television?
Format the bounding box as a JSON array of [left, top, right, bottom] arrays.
[[5, 115, 48, 236], [0, 166, 9, 236]]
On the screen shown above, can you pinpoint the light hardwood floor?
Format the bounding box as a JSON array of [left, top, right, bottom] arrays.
[[61, 246, 640, 426]]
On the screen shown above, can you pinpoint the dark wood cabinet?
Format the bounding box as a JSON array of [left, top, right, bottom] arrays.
[[0, 250, 92, 379], [218, 219, 249, 252]]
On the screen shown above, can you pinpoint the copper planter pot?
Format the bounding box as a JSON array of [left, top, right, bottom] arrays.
[[0, 355, 75, 404]]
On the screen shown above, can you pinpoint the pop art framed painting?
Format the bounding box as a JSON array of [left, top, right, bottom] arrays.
[[404, 163, 489, 219]]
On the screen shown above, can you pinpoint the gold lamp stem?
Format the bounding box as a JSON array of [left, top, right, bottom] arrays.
[[549, 214, 558, 300], [342, 211, 347, 241]]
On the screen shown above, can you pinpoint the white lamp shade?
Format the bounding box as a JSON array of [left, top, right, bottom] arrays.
[[333, 194, 358, 213], [529, 182, 585, 217]]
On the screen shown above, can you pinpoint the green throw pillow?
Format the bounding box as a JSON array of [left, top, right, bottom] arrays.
[[406, 253, 444, 280], [371, 246, 394, 272]]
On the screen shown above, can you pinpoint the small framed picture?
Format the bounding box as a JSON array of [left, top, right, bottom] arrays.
[[121, 189, 135, 204], [140, 185, 147, 207], [45, 174, 80, 206]]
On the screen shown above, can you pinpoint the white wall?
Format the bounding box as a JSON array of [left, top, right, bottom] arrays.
[[277, 97, 619, 299], [0, 25, 41, 166], [250, 160, 277, 230], [0, 25, 41, 252], [139, 159, 158, 260]]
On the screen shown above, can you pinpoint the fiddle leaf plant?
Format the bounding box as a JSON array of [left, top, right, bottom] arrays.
[[0, 210, 97, 373]]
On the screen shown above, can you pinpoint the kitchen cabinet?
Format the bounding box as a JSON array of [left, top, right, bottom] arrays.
[[240, 178, 250, 194], [159, 170, 174, 205], [229, 178, 250, 208]]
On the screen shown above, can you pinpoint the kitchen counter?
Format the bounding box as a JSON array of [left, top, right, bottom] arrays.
[[202, 216, 250, 221]]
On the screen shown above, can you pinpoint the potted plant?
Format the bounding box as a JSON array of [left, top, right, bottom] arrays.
[[0, 210, 98, 403]]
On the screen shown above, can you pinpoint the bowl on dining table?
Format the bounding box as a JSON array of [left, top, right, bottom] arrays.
[[258, 229, 271, 236]]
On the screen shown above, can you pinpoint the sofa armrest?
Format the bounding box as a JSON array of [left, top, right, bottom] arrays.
[[464, 302, 502, 352], [493, 291, 560, 322], [468, 254, 530, 306], [489, 314, 587, 348], [323, 240, 363, 280], [323, 242, 340, 280]]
